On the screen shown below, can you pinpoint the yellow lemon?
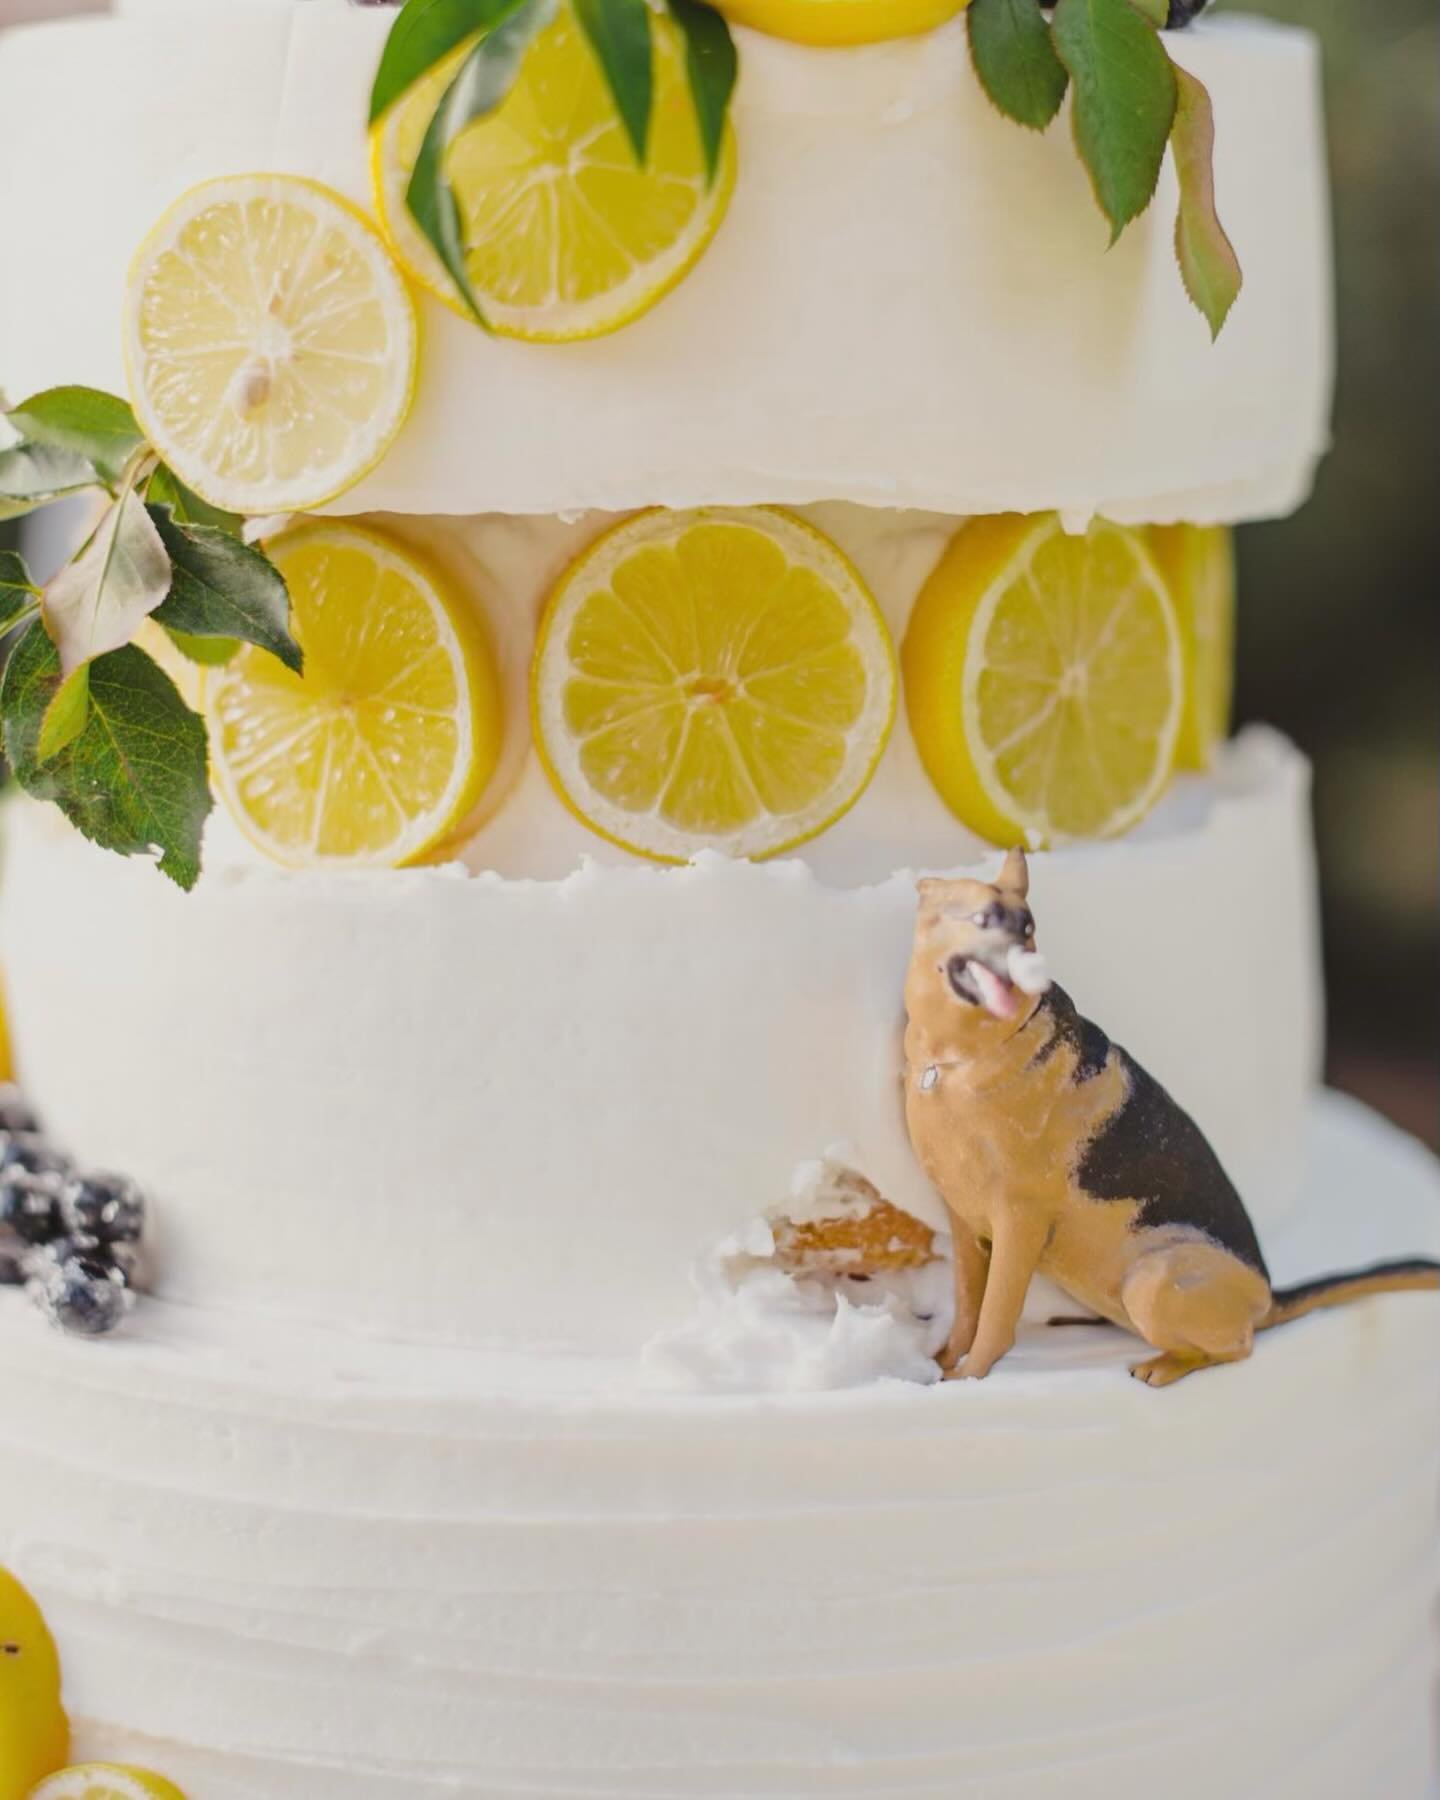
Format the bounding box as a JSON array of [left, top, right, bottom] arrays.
[[903, 512, 1183, 847], [0, 979, 12, 1083], [715, 0, 967, 45], [28, 1770, 186, 1800], [1148, 524, 1235, 772], [370, 9, 735, 342], [0, 1567, 68, 1800], [204, 522, 501, 869], [532, 506, 896, 861], [123, 175, 417, 516]]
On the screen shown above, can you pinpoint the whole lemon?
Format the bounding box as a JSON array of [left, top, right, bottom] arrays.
[[0, 1566, 69, 1800]]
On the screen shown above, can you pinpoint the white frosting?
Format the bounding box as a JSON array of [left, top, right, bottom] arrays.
[[0, 7, 1331, 523], [643, 1154, 956, 1390], [0, 726, 1321, 1351], [0, 1093, 1435, 1797]]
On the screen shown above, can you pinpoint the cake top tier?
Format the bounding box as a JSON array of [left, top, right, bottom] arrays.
[[0, 5, 1330, 523]]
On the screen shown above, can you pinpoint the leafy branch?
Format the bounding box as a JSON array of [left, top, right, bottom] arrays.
[[966, 0, 1240, 336], [371, 0, 737, 326], [0, 386, 301, 889]]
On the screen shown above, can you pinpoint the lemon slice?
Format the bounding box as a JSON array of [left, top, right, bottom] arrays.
[[714, 0, 966, 45], [532, 507, 896, 861], [370, 10, 735, 342], [1149, 524, 1235, 772], [28, 1769, 186, 1800], [205, 523, 501, 868], [123, 175, 417, 516], [903, 513, 1183, 847]]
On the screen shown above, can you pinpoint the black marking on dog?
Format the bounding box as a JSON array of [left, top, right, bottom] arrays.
[[975, 902, 1034, 938], [1077, 1049, 1269, 1277], [1026, 985, 1111, 1084], [946, 955, 976, 1002]]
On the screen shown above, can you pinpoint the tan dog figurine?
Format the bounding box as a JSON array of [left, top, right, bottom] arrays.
[[904, 850, 1440, 1386]]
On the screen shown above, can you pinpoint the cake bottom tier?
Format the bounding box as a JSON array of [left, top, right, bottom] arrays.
[[1, 1093, 1437, 1800]]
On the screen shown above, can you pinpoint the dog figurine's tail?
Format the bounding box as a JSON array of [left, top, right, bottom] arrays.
[[1262, 1258, 1440, 1330]]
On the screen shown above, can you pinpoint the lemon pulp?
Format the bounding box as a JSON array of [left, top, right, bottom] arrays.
[[1149, 524, 1235, 772], [27, 1768, 188, 1800], [370, 10, 735, 341], [903, 512, 1183, 847], [123, 175, 417, 516], [532, 507, 896, 861], [205, 523, 500, 869]]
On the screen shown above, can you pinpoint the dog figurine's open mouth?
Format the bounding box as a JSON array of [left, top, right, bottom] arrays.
[[946, 951, 1049, 1020]]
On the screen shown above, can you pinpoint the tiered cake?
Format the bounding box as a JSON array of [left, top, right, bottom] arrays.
[[1, 1, 1437, 1796]]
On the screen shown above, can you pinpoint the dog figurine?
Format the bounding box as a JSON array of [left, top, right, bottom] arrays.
[[904, 849, 1440, 1386]]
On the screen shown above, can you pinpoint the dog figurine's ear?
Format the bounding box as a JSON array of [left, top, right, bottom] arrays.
[[997, 847, 1029, 898], [916, 877, 948, 908]]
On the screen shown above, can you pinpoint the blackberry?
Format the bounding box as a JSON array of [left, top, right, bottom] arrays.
[[32, 1248, 131, 1337], [0, 1168, 64, 1286], [0, 1168, 63, 1249], [59, 1172, 146, 1247], [0, 1132, 70, 1182], [1165, 0, 1211, 26]]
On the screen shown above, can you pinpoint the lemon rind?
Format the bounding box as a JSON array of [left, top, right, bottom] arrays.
[[716, 0, 967, 47]]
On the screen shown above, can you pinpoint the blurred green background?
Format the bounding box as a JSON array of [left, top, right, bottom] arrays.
[[2, 0, 1436, 1143], [1238, 0, 1438, 1145]]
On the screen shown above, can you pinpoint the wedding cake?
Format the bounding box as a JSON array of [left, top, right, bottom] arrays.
[[0, 0, 1436, 1795]]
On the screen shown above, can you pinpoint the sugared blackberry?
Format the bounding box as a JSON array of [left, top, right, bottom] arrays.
[[32, 1249, 131, 1337], [0, 1169, 63, 1249], [59, 1172, 146, 1247], [1165, 0, 1211, 26], [0, 1131, 70, 1182]]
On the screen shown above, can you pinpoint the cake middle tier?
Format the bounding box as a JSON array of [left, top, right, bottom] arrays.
[[1, 723, 1318, 1351]]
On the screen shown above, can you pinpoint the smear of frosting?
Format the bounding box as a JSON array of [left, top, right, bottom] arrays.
[[643, 1156, 954, 1391]]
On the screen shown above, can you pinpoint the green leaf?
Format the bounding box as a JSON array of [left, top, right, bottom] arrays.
[[967, 0, 1069, 133], [147, 463, 244, 538], [42, 479, 171, 676], [0, 440, 100, 520], [1, 549, 41, 634], [1171, 63, 1242, 338], [574, 0, 653, 165], [405, 0, 556, 324], [665, 0, 737, 184], [148, 508, 301, 674], [163, 627, 241, 667], [1052, 0, 1176, 241], [6, 387, 143, 485], [36, 664, 90, 764], [1, 624, 212, 890], [1127, 0, 1166, 23], [369, 0, 493, 123]]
